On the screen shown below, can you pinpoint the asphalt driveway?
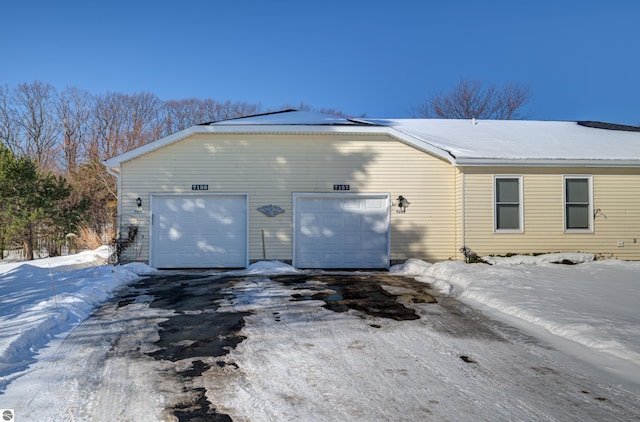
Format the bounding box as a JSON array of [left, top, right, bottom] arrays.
[[53, 270, 640, 421], [114, 272, 442, 420]]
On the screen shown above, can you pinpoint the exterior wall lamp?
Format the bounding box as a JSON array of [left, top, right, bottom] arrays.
[[136, 197, 142, 213], [396, 195, 410, 213]]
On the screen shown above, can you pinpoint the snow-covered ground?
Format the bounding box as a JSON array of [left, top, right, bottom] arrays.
[[391, 254, 640, 387], [0, 247, 153, 392], [1, 250, 639, 420]]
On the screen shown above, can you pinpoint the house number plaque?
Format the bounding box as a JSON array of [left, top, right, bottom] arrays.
[[192, 184, 209, 190], [333, 184, 350, 191]]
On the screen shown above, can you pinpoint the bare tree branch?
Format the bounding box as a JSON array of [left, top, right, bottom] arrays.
[[56, 87, 92, 174], [0, 85, 18, 154], [12, 82, 60, 169], [413, 79, 531, 120]]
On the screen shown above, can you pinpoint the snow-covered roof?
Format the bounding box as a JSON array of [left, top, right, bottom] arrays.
[[105, 110, 640, 169], [210, 110, 640, 165], [382, 119, 640, 166]]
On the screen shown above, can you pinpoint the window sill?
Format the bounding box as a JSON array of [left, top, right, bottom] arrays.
[[564, 229, 594, 234], [494, 229, 524, 234]]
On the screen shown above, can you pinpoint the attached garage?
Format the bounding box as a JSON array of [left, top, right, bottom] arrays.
[[294, 193, 390, 269], [104, 110, 459, 268], [150, 193, 248, 268]]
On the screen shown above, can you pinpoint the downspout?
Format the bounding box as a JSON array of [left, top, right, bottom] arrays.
[[461, 171, 467, 256]]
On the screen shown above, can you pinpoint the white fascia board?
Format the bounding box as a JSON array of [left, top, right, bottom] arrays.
[[453, 158, 640, 167], [102, 124, 457, 168], [384, 128, 457, 164]]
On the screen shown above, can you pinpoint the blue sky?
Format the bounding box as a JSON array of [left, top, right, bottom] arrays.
[[2, 0, 639, 125]]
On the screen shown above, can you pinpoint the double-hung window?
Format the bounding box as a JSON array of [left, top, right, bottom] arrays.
[[494, 176, 523, 232], [564, 176, 593, 232]]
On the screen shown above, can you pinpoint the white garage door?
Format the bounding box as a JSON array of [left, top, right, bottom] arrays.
[[294, 193, 390, 269], [150, 194, 248, 268]]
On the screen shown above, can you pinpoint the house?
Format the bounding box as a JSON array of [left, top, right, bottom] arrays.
[[104, 110, 640, 269]]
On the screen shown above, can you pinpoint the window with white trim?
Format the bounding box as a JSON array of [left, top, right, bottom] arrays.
[[564, 176, 593, 232], [494, 176, 523, 232]]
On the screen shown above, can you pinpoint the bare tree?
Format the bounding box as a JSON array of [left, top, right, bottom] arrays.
[[127, 92, 163, 149], [162, 98, 209, 135], [11, 82, 60, 169], [0, 85, 18, 153], [56, 87, 93, 174], [90, 92, 162, 161], [210, 99, 262, 122], [413, 79, 531, 120]]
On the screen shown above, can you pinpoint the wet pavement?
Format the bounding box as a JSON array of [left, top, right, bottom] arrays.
[[39, 268, 640, 421], [274, 274, 436, 320], [115, 271, 439, 421]]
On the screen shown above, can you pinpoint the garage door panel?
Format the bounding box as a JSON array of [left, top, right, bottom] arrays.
[[295, 194, 390, 269], [365, 198, 385, 209], [303, 252, 387, 269], [344, 234, 365, 247], [341, 199, 362, 209], [298, 198, 322, 211], [151, 194, 247, 268], [342, 214, 362, 228], [321, 215, 342, 229]]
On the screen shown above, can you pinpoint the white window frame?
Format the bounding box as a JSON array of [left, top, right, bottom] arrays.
[[494, 175, 524, 233], [563, 175, 594, 233]]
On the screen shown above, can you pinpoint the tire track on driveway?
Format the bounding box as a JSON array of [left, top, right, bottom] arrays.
[[15, 292, 180, 421]]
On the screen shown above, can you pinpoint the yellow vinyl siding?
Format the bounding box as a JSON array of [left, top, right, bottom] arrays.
[[119, 133, 457, 264], [461, 167, 640, 260], [454, 169, 465, 256]]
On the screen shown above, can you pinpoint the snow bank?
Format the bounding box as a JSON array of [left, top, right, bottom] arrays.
[[0, 246, 111, 276], [393, 253, 640, 380], [240, 260, 300, 275], [389, 258, 432, 275], [0, 249, 154, 389], [482, 252, 595, 265], [391, 258, 467, 294]]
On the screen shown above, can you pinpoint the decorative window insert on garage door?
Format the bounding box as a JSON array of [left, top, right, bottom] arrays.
[[150, 193, 248, 268], [293, 193, 391, 269]]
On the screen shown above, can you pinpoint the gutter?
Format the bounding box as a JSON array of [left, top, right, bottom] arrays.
[[452, 158, 640, 168]]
